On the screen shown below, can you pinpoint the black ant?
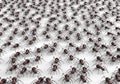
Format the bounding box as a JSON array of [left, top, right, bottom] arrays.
[[93, 56, 104, 63], [48, 64, 61, 74], [63, 49, 69, 54], [114, 73, 120, 83], [49, 47, 56, 53], [76, 59, 89, 68], [24, 49, 31, 55], [44, 77, 56, 84], [30, 66, 41, 76], [6, 64, 18, 73], [66, 67, 78, 77], [61, 74, 73, 84], [51, 57, 62, 65], [12, 43, 20, 49], [13, 52, 21, 58], [80, 66, 91, 76], [106, 51, 113, 57], [43, 44, 49, 49], [32, 77, 44, 84], [21, 59, 31, 66], [76, 74, 91, 84], [66, 55, 77, 62], [0, 78, 8, 84], [8, 57, 17, 65], [94, 64, 108, 73], [9, 77, 23, 84], [32, 55, 43, 64], [68, 42, 75, 47], [18, 67, 28, 77], [101, 77, 113, 84]]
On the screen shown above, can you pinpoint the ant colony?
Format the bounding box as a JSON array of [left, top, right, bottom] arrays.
[[0, 0, 120, 84]]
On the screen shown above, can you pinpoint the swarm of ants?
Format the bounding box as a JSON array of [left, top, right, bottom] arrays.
[[0, 0, 120, 84]]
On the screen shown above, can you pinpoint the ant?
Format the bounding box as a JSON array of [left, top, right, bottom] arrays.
[[49, 47, 56, 53], [101, 44, 108, 49], [66, 55, 77, 62], [76, 33, 81, 41], [93, 56, 104, 63], [114, 73, 120, 83], [32, 77, 44, 84], [0, 78, 8, 84], [106, 51, 113, 57], [9, 77, 23, 84], [66, 67, 78, 77], [28, 40, 34, 45], [94, 64, 108, 73], [80, 66, 91, 76], [92, 47, 99, 53], [52, 42, 57, 48], [44, 77, 56, 84], [63, 49, 69, 54], [76, 59, 89, 68], [43, 44, 49, 49], [109, 56, 118, 64], [12, 43, 20, 49], [24, 49, 31, 55], [8, 57, 17, 65], [18, 67, 28, 77], [22, 59, 31, 66], [61, 74, 73, 84], [6, 64, 18, 73], [76, 74, 91, 84], [30, 66, 41, 76], [32, 55, 43, 64], [68, 42, 75, 47], [101, 77, 113, 84], [13, 52, 21, 58], [51, 57, 62, 65], [0, 48, 3, 55], [48, 64, 61, 74]]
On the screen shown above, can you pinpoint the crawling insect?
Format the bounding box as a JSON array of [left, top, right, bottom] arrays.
[[80, 66, 91, 76], [94, 56, 104, 63], [22, 59, 31, 66], [76, 59, 89, 68], [48, 64, 61, 75], [32, 55, 43, 64], [9, 77, 23, 84], [18, 67, 28, 77], [6, 64, 18, 73], [66, 67, 78, 77], [36, 48, 42, 53], [67, 55, 77, 63], [29, 66, 41, 76], [63, 49, 69, 54], [100, 77, 113, 84], [114, 73, 120, 82], [33, 77, 44, 84], [76, 74, 91, 84], [51, 57, 62, 65], [61, 74, 73, 84], [0, 78, 8, 84], [13, 52, 21, 58], [44, 77, 56, 84], [94, 64, 108, 73], [8, 57, 17, 65]]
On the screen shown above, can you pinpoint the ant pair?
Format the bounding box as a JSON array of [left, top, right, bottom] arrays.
[[0, 77, 23, 84], [32, 77, 56, 84]]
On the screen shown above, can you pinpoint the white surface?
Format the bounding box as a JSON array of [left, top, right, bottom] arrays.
[[0, 0, 120, 84]]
